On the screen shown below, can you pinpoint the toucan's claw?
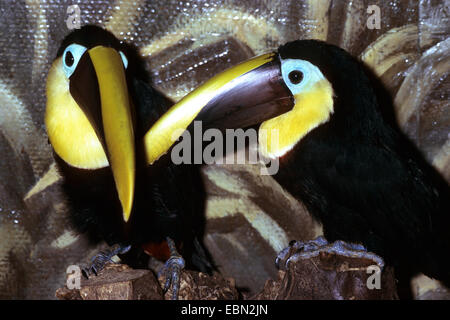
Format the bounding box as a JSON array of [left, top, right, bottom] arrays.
[[82, 243, 131, 278], [275, 236, 385, 271], [158, 237, 185, 300], [275, 236, 328, 270]]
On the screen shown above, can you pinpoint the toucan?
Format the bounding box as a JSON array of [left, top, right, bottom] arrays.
[[45, 25, 212, 299], [144, 39, 450, 292]]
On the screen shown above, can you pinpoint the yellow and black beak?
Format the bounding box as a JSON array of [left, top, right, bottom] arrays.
[[46, 46, 135, 222], [143, 53, 294, 164]]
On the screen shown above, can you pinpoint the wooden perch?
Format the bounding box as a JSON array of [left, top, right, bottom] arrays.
[[56, 251, 398, 300], [251, 251, 398, 300], [56, 263, 238, 300], [160, 270, 239, 300], [56, 264, 163, 300]]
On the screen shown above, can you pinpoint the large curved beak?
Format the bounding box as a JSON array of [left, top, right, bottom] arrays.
[[70, 46, 135, 222], [144, 53, 294, 164]]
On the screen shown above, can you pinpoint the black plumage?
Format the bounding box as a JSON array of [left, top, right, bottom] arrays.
[[274, 40, 450, 285], [49, 26, 211, 274], [140, 36, 450, 292]]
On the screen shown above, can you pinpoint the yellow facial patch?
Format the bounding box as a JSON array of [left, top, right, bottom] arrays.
[[45, 57, 109, 169], [259, 79, 334, 159]]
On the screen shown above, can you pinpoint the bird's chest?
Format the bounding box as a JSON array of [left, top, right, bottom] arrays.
[[273, 140, 339, 218]]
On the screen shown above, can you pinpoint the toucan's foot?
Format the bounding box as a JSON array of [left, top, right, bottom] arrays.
[[82, 243, 131, 278], [275, 236, 328, 269], [275, 236, 384, 271], [158, 237, 185, 300]]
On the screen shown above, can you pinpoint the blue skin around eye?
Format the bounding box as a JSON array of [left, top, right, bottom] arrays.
[[63, 44, 87, 78], [280, 58, 324, 95]]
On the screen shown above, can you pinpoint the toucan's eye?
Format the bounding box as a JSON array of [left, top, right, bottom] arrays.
[[288, 70, 303, 84], [281, 58, 325, 95], [62, 44, 87, 78], [65, 51, 74, 67]]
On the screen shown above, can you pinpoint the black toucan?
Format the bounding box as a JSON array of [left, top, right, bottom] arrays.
[[45, 26, 212, 298], [144, 40, 450, 291]]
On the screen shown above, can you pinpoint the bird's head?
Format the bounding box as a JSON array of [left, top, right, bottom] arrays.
[[143, 40, 375, 164], [46, 25, 135, 222]]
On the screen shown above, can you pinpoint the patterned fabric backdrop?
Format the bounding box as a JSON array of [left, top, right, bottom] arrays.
[[0, 0, 448, 299]]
